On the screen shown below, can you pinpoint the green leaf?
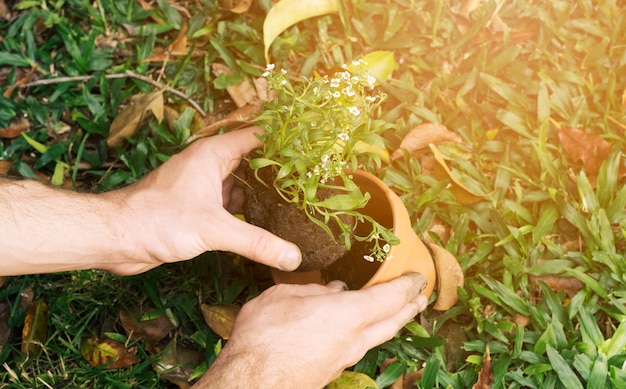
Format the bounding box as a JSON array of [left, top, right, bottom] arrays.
[[578, 307, 603, 353], [601, 319, 626, 357], [418, 354, 440, 389], [564, 268, 608, 300], [546, 345, 584, 389], [316, 193, 365, 211], [588, 353, 608, 388], [0, 52, 34, 66], [249, 158, 281, 170], [21, 133, 48, 154], [375, 360, 405, 388]]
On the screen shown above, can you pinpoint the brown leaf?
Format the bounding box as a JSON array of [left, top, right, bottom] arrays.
[[430, 144, 489, 204], [430, 244, 464, 311], [391, 123, 462, 161], [200, 304, 240, 340], [119, 308, 176, 348], [3, 65, 37, 98], [0, 117, 31, 139], [80, 337, 139, 370], [211, 63, 258, 108], [0, 161, 10, 176], [107, 91, 164, 147], [557, 126, 612, 177], [529, 275, 584, 298], [219, 0, 252, 13], [154, 341, 202, 389], [21, 299, 48, 356], [472, 344, 493, 389], [191, 101, 263, 140]]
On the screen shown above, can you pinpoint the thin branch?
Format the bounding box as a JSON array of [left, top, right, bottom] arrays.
[[16, 70, 206, 117]]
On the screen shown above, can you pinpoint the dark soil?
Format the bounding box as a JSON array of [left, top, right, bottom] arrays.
[[243, 165, 357, 272]]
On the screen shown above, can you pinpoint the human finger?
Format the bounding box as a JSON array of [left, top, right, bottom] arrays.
[[326, 280, 348, 292], [359, 294, 428, 349], [342, 273, 427, 323], [212, 127, 263, 174], [212, 210, 302, 271]]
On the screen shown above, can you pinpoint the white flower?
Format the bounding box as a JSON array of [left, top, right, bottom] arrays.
[[333, 91, 341, 98], [281, 79, 288, 85], [313, 87, 318, 95], [338, 133, 350, 141], [363, 255, 375, 262], [342, 87, 355, 97], [280, 68, 287, 74], [365, 96, 377, 102], [265, 63, 275, 70], [349, 106, 361, 116], [262, 71, 270, 77], [383, 244, 391, 253], [366, 75, 377, 88]]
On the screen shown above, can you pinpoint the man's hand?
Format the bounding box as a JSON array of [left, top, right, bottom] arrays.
[[196, 273, 429, 389], [0, 127, 301, 276], [106, 127, 302, 275]]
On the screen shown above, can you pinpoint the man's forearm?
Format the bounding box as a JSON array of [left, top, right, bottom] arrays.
[[0, 177, 137, 275]]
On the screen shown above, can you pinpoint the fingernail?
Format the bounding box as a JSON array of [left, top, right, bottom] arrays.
[[415, 294, 428, 312], [277, 246, 301, 271]]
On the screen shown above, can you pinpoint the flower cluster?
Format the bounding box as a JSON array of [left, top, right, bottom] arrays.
[[249, 61, 397, 262]]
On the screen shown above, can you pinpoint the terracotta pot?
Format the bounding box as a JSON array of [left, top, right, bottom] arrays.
[[271, 170, 437, 297]]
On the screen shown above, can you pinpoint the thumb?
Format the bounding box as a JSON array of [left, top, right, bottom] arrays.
[[214, 212, 302, 271]]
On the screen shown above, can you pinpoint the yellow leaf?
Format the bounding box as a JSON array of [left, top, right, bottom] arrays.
[[430, 144, 488, 204], [80, 337, 139, 370], [353, 140, 389, 164], [21, 299, 48, 356], [263, 0, 338, 63], [200, 304, 240, 340], [107, 91, 164, 147], [327, 370, 378, 389], [360, 51, 395, 83]]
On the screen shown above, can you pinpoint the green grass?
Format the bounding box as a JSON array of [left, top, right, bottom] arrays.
[[1, 0, 626, 387]]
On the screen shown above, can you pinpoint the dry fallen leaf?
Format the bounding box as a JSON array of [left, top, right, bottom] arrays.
[[219, 0, 252, 13], [557, 126, 612, 177], [107, 90, 164, 147], [21, 299, 48, 356], [0, 117, 31, 139], [200, 304, 240, 340], [430, 144, 489, 204], [391, 122, 462, 161], [430, 244, 464, 311], [0, 161, 10, 175], [154, 340, 202, 389], [263, 0, 338, 62], [212, 63, 258, 108], [81, 337, 139, 370], [119, 308, 176, 348], [529, 275, 584, 298], [191, 101, 263, 139], [472, 344, 493, 389]]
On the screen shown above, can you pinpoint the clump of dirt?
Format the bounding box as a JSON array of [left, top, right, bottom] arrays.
[[243, 166, 357, 272]]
